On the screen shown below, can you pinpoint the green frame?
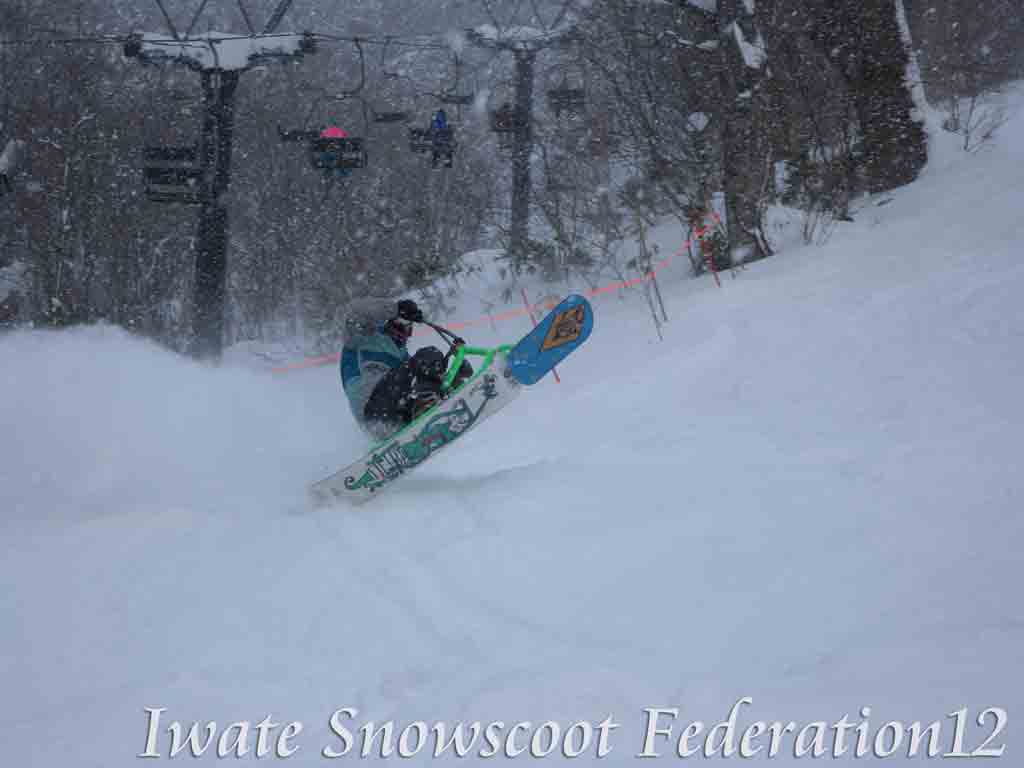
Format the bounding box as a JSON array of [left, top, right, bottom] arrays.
[[442, 344, 512, 390], [367, 344, 513, 450]]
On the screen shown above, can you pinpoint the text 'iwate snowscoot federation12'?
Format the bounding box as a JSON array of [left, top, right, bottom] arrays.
[[311, 294, 594, 505]]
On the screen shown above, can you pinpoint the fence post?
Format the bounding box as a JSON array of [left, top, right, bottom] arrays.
[[521, 287, 561, 383]]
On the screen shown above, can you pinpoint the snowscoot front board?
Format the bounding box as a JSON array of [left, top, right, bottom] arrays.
[[506, 293, 594, 384]]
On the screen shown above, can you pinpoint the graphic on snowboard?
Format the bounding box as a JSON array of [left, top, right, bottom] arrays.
[[507, 294, 594, 385], [541, 304, 587, 352], [344, 374, 499, 493]]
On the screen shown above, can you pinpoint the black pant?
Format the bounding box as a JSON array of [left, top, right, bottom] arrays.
[[363, 347, 445, 429]]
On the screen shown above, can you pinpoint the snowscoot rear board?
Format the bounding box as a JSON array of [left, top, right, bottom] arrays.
[[310, 295, 593, 505]]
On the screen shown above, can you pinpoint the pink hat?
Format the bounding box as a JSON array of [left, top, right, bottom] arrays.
[[320, 126, 349, 138]]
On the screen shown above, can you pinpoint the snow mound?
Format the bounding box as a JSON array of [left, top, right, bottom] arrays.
[[4, 87, 1024, 767]]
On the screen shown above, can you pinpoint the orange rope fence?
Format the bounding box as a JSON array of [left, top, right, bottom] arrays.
[[270, 213, 722, 374]]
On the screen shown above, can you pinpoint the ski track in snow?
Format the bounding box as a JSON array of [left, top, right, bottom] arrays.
[[3, 98, 1024, 764]]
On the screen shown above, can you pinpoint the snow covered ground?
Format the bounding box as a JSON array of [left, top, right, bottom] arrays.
[[3, 96, 1023, 765]]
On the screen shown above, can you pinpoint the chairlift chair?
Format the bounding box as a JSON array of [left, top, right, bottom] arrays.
[[408, 129, 456, 163], [279, 126, 368, 173], [438, 91, 474, 107], [143, 145, 204, 204], [278, 38, 368, 177], [408, 127, 432, 153], [373, 109, 411, 124], [431, 126, 455, 168], [408, 109, 457, 168], [309, 136, 368, 171]]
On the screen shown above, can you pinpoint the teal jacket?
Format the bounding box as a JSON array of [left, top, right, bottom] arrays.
[[340, 298, 410, 430]]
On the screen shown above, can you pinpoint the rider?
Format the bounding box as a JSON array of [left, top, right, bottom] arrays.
[[431, 109, 449, 134], [340, 297, 471, 440], [430, 109, 454, 168], [317, 126, 352, 177]]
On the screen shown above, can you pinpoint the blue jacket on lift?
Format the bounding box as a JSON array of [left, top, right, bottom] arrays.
[[431, 110, 449, 133]]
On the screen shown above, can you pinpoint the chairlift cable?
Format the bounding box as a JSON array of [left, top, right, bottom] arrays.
[[151, 0, 181, 40], [185, 0, 213, 39], [0, 31, 445, 51], [262, 0, 297, 35], [0, 34, 130, 47], [236, 0, 257, 36]]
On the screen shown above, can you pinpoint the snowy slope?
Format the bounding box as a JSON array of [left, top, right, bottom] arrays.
[[3, 98, 1023, 764]]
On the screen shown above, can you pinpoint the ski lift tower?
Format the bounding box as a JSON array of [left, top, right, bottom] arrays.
[[124, 0, 317, 361], [467, 25, 577, 268]]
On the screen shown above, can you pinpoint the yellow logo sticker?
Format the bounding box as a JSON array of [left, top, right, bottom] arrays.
[[541, 305, 586, 352]]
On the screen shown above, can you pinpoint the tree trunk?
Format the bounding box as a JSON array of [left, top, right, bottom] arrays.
[[716, 0, 772, 266], [808, 0, 928, 193]]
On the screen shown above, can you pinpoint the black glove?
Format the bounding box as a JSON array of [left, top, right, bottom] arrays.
[[410, 346, 446, 381], [397, 299, 423, 323], [449, 359, 473, 390]]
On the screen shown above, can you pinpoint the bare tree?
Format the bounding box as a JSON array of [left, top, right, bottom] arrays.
[[911, 0, 1022, 150]]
